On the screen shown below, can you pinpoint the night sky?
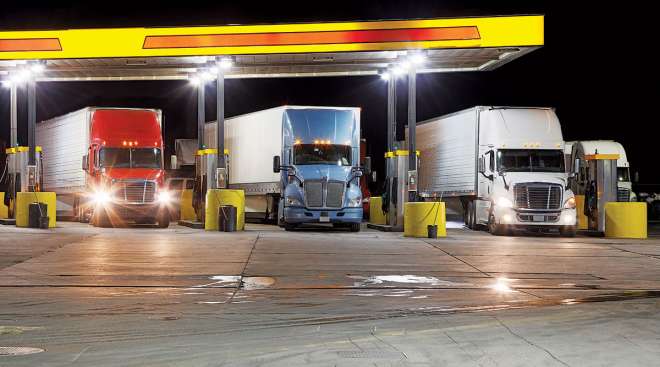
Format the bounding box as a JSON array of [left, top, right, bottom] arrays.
[[1, 1, 657, 190]]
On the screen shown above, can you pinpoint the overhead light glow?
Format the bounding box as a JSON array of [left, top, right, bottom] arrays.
[[209, 66, 219, 74], [1, 80, 11, 88], [218, 57, 233, 70], [391, 66, 406, 76], [200, 71, 214, 81], [30, 63, 45, 73], [380, 72, 390, 81], [409, 52, 426, 65], [189, 76, 200, 86]]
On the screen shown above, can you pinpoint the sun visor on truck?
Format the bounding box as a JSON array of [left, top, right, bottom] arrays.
[[283, 109, 358, 146]]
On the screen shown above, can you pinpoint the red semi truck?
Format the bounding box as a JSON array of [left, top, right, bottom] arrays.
[[36, 108, 171, 227]]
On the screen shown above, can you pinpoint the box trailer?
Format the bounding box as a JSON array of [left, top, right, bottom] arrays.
[[412, 106, 577, 236], [36, 107, 171, 227], [204, 105, 363, 230]]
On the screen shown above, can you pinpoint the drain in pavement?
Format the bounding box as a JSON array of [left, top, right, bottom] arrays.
[[0, 347, 45, 356]]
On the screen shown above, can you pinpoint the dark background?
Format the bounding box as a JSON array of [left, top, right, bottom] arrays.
[[1, 1, 657, 191]]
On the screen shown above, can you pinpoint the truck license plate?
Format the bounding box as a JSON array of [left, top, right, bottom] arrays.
[[319, 212, 330, 222], [533, 215, 545, 222]]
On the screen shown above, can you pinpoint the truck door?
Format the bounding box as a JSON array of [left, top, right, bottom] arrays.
[[476, 149, 495, 223]]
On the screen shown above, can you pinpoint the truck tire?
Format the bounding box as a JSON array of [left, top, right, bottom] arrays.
[[157, 211, 170, 228], [559, 225, 576, 237], [349, 223, 361, 232], [284, 223, 297, 231], [92, 209, 112, 228], [488, 215, 507, 236]]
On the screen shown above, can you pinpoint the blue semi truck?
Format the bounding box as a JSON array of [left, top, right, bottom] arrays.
[[205, 106, 363, 231]]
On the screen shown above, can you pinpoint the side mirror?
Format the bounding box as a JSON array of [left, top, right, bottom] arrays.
[[354, 170, 363, 178], [170, 155, 177, 170], [363, 157, 372, 175], [634, 171, 639, 183], [478, 157, 485, 174], [371, 171, 377, 183], [574, 158, 580, 175], [273, 155, 281, 173], [82, 154, 89, 171]]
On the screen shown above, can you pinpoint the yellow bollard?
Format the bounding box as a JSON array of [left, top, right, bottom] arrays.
[[605, 202, 647, 239], [404, 201, 446, 238], [575, 194, 588, 230], [0, 192, 8, 219], [179, 189, 196, 221], [16, 192, 57, 228], [205, 189, 245, 231], [368, 196, 386, 225]]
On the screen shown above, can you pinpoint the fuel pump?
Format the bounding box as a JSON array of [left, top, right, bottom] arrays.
[[383, 148, 418, 231], [192, 149, 229, 222], [4, 147, 43, 218], [583, 154, 618, 233]]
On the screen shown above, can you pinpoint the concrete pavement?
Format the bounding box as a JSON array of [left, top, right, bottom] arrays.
[[0, 222, 658, 366]]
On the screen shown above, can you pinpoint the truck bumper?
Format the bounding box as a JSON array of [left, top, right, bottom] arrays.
[[100, 202, 165, 222], [283, 207, 362, 224], [494, 206, 576, 229]]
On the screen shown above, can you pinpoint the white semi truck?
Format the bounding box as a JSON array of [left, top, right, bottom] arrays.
[[204, 106, 363, 230], [414, 106, 577, 236], [567, 140, 636, 202]]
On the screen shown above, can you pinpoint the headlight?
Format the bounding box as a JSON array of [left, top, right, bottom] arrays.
[[496, 197, 513, 208], [564, 197, 576, 209], [157, 191, 172, 203], [93, 191, 111, 205], [285, 196, 303, 207], [348, 197, 362, 207]]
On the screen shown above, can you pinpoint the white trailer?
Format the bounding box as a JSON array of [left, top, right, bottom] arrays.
[[413, 106, 577, 236]]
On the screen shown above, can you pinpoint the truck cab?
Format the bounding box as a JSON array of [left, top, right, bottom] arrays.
[[473, 108, 577, 236], [273, 108, 363, 231], [83, 109, 171, 227], [568, 140, 636, 202]]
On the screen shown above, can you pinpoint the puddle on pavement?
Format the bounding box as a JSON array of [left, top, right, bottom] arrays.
[[348, 274, 473, 288], [0, 326, 42, 336], [0, 347, 45, 356], [191, 275, 275, 304], [242, 277, 276, 290]]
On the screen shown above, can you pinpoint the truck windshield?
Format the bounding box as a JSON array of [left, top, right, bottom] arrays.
[[497, 149, 564, 173], [99, 148, 130, 168], [617, 167, 630, 182], [132, 148, 161, 169], [99, 148, 161, 169], [294, 144, 352, 166]]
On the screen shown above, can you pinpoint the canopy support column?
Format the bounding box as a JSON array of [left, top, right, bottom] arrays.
[[407, 66, 417, 202]]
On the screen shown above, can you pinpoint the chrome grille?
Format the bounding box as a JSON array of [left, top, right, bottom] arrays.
[[115, 181, 156, 203], [304, 181, 324, 207], [326, 181, 345, 208], [513, 184, 562, 210], [617, 188, 630, 202]]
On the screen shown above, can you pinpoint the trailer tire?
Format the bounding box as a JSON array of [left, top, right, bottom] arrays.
[[466, 201, 476, 230], [349, 223, 361, 232], [284, 223, 297, 231]]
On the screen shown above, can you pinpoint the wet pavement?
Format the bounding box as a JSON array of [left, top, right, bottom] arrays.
[[0, 222, 659, 366]]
